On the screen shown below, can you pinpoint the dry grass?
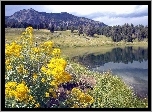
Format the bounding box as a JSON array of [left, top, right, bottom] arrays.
[[60, 46, 114, 58], [5, 28, 148, 48]]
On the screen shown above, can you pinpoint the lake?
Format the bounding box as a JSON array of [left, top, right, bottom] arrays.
[[61, 46, 148, 99]]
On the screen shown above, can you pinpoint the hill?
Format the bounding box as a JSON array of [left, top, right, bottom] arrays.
[[5, 8, 107, 29]]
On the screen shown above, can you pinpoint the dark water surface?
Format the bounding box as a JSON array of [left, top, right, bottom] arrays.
[[71, 46, 148, 99]]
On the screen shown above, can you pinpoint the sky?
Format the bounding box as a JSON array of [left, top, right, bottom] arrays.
[[5, 5, 148, 26]]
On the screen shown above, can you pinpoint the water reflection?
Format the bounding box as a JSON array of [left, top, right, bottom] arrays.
[[72, 47, 148, 69], [72, 46, 148, 99]]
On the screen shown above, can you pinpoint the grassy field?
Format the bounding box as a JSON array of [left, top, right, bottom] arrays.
[[5, 28, 148, 48]]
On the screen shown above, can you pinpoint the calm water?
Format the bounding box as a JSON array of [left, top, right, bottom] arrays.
[[71, 46, 148, 99]]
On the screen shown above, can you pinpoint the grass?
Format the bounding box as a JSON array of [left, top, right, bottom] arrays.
[[60, 46, 114, 58], [5, 28, 148, 48]]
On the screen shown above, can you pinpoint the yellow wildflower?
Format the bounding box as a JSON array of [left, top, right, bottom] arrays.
[[48, 88, 57, 98], [21, 80, 26, 85], [5, 81, 17, 98], [33, 73, 38, 80], [25, 26, 33, 34], [58, 58, 67, 69], [79, 93, 94, 104], [16, 64, 24, 74], [52, 92, 57, 98], [5, 42, 22, 57], [52, 48, 61, 58], [22, 31, 26, 35], [50, 81, 58, 89], [46, 69, 52, 75], [79, 93, 86, 103], [40, 66, 47, 74], [71, 88, 82, 98], [49, 88, 54, 93], [28, 95, 34, 101], [6, 65, 12, 71], [41, 78, 45, 83], [34, 103, 40, 108], [5, 59, 10, 65], [71, 88, 94, 105], [41, 41, 53, 49], [45, 92, 50, 97], [40, 41, 53, 55], [23, 69, 28, 74], [62, 72, 72, 83], [32, 99, 36, 104], [71, 104, 79, 108], [31, 47, 40, 54], [14, 83, 30, 101]]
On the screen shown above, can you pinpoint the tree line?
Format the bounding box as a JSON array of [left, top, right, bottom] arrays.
[[77, 23, 148, 42]]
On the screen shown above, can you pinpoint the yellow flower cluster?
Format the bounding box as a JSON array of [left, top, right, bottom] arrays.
[[16, 64, 27, 74], [40, 41, 53, 55], [31, 47, 40, 54], [52, 48, 61, 58], [5, 58, 13, 71], [41, 78, 45, 83], [20, 26, 33, 46], [5, 81, 30, 102], [5, 81, 17, 98], [50, 71, 72, 88], [48, 57, 67, 73], [15, 83, 30, 101], [71, 88, 94, 106], [5, 58, 11, 65], [71, 104, 79, 108], [27, 95, 39, 107], [25, 26, 33, 35], [6, 65, 13, 71], [34, 103, 40, 108], [5, 42, 22, 57], [41, 57, 72, 87], [33, 73, 38, 80]]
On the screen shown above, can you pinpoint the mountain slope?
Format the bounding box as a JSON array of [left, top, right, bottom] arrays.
[[5, 8, 107, 28]]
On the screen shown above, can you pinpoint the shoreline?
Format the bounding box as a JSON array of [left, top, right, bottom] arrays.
[[68, 60, 148, 99], [65, 61, 148, 106], [53, 41, 148, 48]]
